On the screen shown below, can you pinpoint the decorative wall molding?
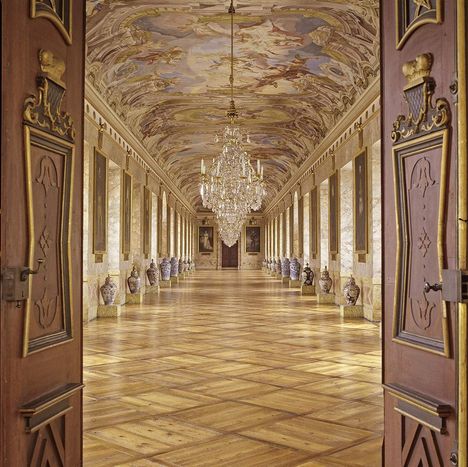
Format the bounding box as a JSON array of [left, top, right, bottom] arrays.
[[264, 78, 380, 216], [85, 81, 196, 217]]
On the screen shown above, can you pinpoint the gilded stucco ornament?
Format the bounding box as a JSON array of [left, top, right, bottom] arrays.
[[391, 53, 450, 143], [24, 50, 75, 141]]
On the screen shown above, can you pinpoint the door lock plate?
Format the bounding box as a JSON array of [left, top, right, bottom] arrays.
[[2, 267, 30, 303]]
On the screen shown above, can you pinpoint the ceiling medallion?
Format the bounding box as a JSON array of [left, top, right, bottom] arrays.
[[200, 0, 266, 247]]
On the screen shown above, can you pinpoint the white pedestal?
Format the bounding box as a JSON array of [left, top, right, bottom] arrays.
[[340, 304, 364, 318], [289, 279, 301, 288], [145, 285, 160, 295], [125, 292, 143, 304], [160, 280, 172, 288], [97, 304, 121, 318], [302, 285, 316, 295], [318, 293, 335, 304]]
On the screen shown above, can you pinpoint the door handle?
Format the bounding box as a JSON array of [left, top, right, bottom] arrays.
[[424, 281, 443, 293], [20, 258, 44, 281]]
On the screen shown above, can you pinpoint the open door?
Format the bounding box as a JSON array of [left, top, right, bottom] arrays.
[[382, 1, 467, 465], [222, 241, 239, 268], [1, 1, 84, 465]]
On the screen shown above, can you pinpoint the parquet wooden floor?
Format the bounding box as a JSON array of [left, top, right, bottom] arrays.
[[84, 270, 382, 466]]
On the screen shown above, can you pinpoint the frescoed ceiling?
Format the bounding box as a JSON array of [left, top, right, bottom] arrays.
[[86, 0, 379, 209]]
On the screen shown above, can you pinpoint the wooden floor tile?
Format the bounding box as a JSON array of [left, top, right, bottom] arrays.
[[83, 270, 382, 466], [240, 416, 375, 455]]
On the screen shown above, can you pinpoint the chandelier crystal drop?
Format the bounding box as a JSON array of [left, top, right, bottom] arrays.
[[199, 0, 266, 247]]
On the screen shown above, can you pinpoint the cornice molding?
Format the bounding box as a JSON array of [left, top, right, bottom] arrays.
[[85, 79, 197, 217], [264, 78, 380, 216]]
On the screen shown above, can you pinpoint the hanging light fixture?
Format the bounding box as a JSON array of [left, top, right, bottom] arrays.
[[200, 0, 266, 247]]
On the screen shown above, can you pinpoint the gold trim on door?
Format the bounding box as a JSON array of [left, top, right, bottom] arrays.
[[392, 129, 450, 357]]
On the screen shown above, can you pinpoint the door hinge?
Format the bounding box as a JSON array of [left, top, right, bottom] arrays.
[[441, 269, 468, 303]]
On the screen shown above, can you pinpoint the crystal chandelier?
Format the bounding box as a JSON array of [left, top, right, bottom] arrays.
[[200, 0, 266, 247]]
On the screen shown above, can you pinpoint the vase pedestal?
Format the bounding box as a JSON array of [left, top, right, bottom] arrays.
[[126, 292, 143, 304], [318, 292, 335, 304], [302, 285, 316, 296], [282, 277, 290, 285], [145, 285, 160, 295], [170, 276, 179, 284], [160, 280, 172, 288], [340, 304, 364, 318], [275, 273, 282, 279], [97, 304, 121, 318], [289, 279, 301, 288]]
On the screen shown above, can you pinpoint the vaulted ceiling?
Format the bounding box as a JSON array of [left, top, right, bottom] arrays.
[[86, 0, 379, 210]]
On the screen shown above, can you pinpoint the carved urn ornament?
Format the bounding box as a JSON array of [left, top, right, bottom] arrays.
[[302, 263, 314, 286], [146, 259, 159, 286], [281, 258, 290, 278], [127, 266, 141, 294], [170, 257, 179, 277], [160, 258, 171, 281], [319, 266, 333, 293], [100, 275, 117, 305], [275, 258, 282, 275], [290, 258, 301, 280], [343, 275, 360, 306]]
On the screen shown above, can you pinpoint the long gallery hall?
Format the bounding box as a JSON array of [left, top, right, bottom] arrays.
[[1, 1, 467, 466]]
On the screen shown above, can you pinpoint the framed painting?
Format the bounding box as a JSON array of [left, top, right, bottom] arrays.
[[121, 170, 132, 258], [198, 226, 214, 253], [310, 187, 318, 256], [329, 171, 339, 254], [354, 149, 368, 254], [93, 148, 107, 256], [245, 226, 261, 253], [143, 186, 151, 259]]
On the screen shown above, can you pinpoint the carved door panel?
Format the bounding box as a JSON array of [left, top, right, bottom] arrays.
[[382, 1, 466, 465], [222, 242, 239, 268], [1, 1, 84, 466]]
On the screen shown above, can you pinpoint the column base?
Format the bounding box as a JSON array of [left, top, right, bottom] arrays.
[[145, 285, 160, 295], [340, 304, 364, 318], [170, 276, 179, 284], [97, 304, 121, 318], [289, 279, 301, 288], [126, 292, 143, 304], [318, 293, 335, 304], [160, 280, 172, 288], [301, 285, 316, 295]]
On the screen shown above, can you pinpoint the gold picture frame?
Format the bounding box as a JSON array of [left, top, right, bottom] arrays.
[[121, 170, 132, 259], [93, 148, 108, 257], [198, 226, 214, 253], [143, 186, 152, 259], [354, 148, 368, 254], [329, 172, 339, 255], [245, 226, 261, 253]]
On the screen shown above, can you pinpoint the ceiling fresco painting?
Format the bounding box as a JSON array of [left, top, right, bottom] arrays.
[[86, 1, 379, 208]]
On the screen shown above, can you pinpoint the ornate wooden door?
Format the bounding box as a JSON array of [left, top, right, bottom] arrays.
[[222, 242, 239, 268], [382, 1, 467, 465], [1, 1, 84, 465]]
